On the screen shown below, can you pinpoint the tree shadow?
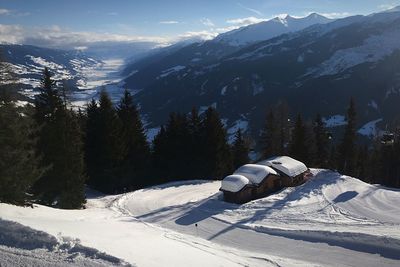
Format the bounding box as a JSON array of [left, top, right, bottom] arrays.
[[175, 192, 239, 226], [332, 191, 358, 203]]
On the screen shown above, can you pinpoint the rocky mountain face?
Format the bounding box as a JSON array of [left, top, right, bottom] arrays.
[[124, 9, 400, 140]]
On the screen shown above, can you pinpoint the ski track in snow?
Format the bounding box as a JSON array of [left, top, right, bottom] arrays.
[[1, 170, 400, 266]]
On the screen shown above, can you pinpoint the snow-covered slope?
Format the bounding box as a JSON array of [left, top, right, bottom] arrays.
[[1, 170, 399, 266], [0, 44, 130, 108], [214, 13, 332, 46]]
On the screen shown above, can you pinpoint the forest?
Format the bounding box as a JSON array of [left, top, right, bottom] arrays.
[[1, 68, 399, 209]]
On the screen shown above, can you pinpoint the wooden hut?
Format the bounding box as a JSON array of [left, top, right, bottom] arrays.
[[257, 156, 309, 187], [234, 164, 282, 198], [220, 175, 253, 204]]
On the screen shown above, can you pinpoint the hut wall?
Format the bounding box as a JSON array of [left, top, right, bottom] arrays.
[[222, 186, 254, 204], [254, 175, 282, 198]]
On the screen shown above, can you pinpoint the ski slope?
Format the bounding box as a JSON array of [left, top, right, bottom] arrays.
[[1, 170, 400, 266]]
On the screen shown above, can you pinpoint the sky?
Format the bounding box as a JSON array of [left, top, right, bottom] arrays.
[[0, 0, 400, 48]]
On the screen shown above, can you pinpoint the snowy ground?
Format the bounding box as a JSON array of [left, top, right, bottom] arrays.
[[1, 170, 400, 266], [68, 59, 128, 109]]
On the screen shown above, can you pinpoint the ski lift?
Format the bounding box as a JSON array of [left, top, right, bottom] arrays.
[[381, 133, 395, 146]]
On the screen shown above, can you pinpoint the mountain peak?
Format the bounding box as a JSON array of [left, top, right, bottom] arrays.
[[384, 5, 400, 13]]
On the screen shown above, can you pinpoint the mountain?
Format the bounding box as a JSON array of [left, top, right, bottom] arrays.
[[0, 44, 116, 100], [214, 13, 332, 46], [122, 13, 332, 91], [125, 8, 400, 141]]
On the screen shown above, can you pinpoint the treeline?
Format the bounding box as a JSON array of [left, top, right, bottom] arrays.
[[260, 100, 400, 188], [0, 68, 248, 208], [1, 68, 399, 209]]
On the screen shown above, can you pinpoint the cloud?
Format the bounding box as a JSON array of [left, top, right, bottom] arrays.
[[319, 12, 351, 19], [0, 24, 169, 49], [200, 18, 214, 27], [237, 3, 263, 16], [107, 12, 118, 16], [226, 16, 267, 26], [160, 20, 179, 24], [0, 8, 29, 17], [379, 3, 396, 10], [0, 8, 10, 15]]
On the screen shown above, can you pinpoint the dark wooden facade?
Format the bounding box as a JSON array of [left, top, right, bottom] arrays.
[[220, 185, 254, 204]]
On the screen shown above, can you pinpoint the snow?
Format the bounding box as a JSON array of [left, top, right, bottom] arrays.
[[234, 164, 278, 184], [146, 127, 161, 142], [215, 13, 331, 46], [220, 175, 250, 192], [158, 65, 186, 78], [358, 118, 383, 137], [227, 118, 249, 143], [308, 26, 400, 77], [258, 156, 307, 177], [0, 219, 131, 266], [1, 170, 400, 266], [323, 114, 347, 127], [220, 85, 227, 96], [368, 100, 379, 110], [0, 190, 259, 267]]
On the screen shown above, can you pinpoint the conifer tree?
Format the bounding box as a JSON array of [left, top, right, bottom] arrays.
[[188, 107, 204, 178], [260, 110, 279, 159], [152, 126, 168, 183], [313, 114, 329, 168], [117, 89, 150, 190], [232, 129, 250, 169], [201, 107, 233, 179], [85, 90, 124, 193], [289, 114, 309, 164], [0, 95, 43, 205], [33, 69, 86, 208], [338, 98, 357, 176]]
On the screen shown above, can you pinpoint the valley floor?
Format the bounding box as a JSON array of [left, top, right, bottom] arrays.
[[0, 170, 399, 266]]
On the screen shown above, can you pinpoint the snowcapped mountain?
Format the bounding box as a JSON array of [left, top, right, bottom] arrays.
[[124, 7, 400, 140], [0, 44, 130, 105], [214, 13, 332, 46]]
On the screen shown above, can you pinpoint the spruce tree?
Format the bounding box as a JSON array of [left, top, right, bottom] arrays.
[[117, 89, 150, 190], [232, 129, 250, 169], [289, 114, 309, 164], [85, 90, 124, 193], [0, 95, 43, 205], [33, 69, 86, 208], [313, 114, 329, 168], [260, 110, 279, 159], [201, 107, 233, 179], [338, 98, 357, 176], [188, 107, 204, 178]]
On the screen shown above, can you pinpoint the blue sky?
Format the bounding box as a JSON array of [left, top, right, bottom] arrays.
[[0, 0, 399, 47]]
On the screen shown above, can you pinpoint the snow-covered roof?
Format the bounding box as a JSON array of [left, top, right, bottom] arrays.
[[220, 175, 250, 193], [234, 164, 278, 184], [257, 156, 307, 177]]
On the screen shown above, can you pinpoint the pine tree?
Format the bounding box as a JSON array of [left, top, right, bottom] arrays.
[[33, 68, 64, 204], [289, 114, 309, 164], [338, 98, 357, 176], [201, 107, 233, 179], [0, 96, 43, 205], [117, 89, 150, 190], [187, 107, 204, 178], [33, 69, 86, 208], [313, 114, 330, 168], [152, 126, 168, 183], [260, 110, 279, 159], [85, 90, 124, 193], [232, 129, 250, 169], [57, 108, 86, 209]]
